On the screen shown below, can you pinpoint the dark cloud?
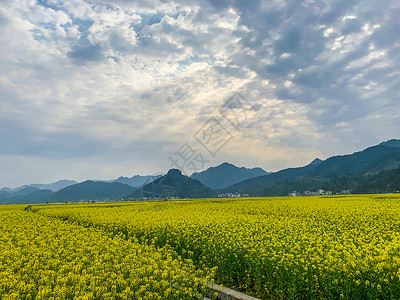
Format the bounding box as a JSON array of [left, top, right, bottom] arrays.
[[0, 10, 8, 26], [212, 0, 400, 131], [214, 65, 248, 79], [68, 44, 104, 62], [341, 18, 363, 35], [0, 125, 110, 159], [266, 57, 297, 77], [319, 0, 360, 25], [206, 0, 232, 11], [275, 28, 302, 54], [108, 32, 135, 53]]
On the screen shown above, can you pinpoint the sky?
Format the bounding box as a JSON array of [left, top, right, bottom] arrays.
[[1, 0, 400, 187]]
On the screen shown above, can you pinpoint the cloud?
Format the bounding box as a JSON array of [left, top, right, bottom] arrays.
[[0, 10, 8, 26], [0, 0, 399, 187], [68, 44, 104, 62]]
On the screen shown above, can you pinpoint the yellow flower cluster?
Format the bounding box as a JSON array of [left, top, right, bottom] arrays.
[[0, 207, 213, 299], [34, 194, 400, 299]]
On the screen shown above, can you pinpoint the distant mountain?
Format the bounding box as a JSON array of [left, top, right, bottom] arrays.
[[0, 180, 138, 204], [353, 167, 400, 194], [49, 181, 137, 202], [2, 139, 400, 202], [363, 152, 400, 176], [191, 162, 270, 189], [309, 158, 323, 166], [307, 143, 400, 178], [260, 175, 361, 196], [10, 186, 41, 196], [380, 139, 400, 149], [113, 175, 162, 187], [25, 189, 55, 200], [225, 139, 400, 196], [127, 169, 214, 199], [0, 188, 54, 205], [261, 166, 400, 196], [1, 180, 77, 193], [0, 191, 9, 197], [28, 180, 78, 192], [222, 158, 323, 195]]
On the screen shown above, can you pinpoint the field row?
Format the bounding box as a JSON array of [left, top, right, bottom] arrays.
[[0, 206, 214, 300], [33, 195, 400, 299]]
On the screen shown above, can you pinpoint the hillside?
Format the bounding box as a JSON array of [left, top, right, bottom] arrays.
[[0, 180, 137, 204], [49, 181, 137, 202], [260, 166, 400, 196], [0, 188, 54, 205], [353, 167, 400, 194], [226, 139, 400, 196], [191, 162, 269, 189], [221, 158, 323, 194], [2, 180, 77, 193], [308, 144, 400, 178]]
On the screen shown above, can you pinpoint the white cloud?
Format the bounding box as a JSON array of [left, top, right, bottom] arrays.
[[0, 0, 399, 187]]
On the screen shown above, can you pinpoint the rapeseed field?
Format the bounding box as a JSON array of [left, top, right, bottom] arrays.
[[0, 206, 213, 299], [2, 194, 400, 299]]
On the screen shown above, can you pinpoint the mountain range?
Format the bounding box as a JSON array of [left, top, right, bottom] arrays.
[[1, 139, 400, 204], [0, 180, 77, 193], [224, 139, 400, 196]]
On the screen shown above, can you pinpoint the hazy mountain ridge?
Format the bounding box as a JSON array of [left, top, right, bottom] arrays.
[[51, 181, 137, 202], [0, 188, 54, 205], [0, 181, 137, 204], [1, 175, 162, 193], [1, 180, 77, 193], [1, 139, 400, 203]]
